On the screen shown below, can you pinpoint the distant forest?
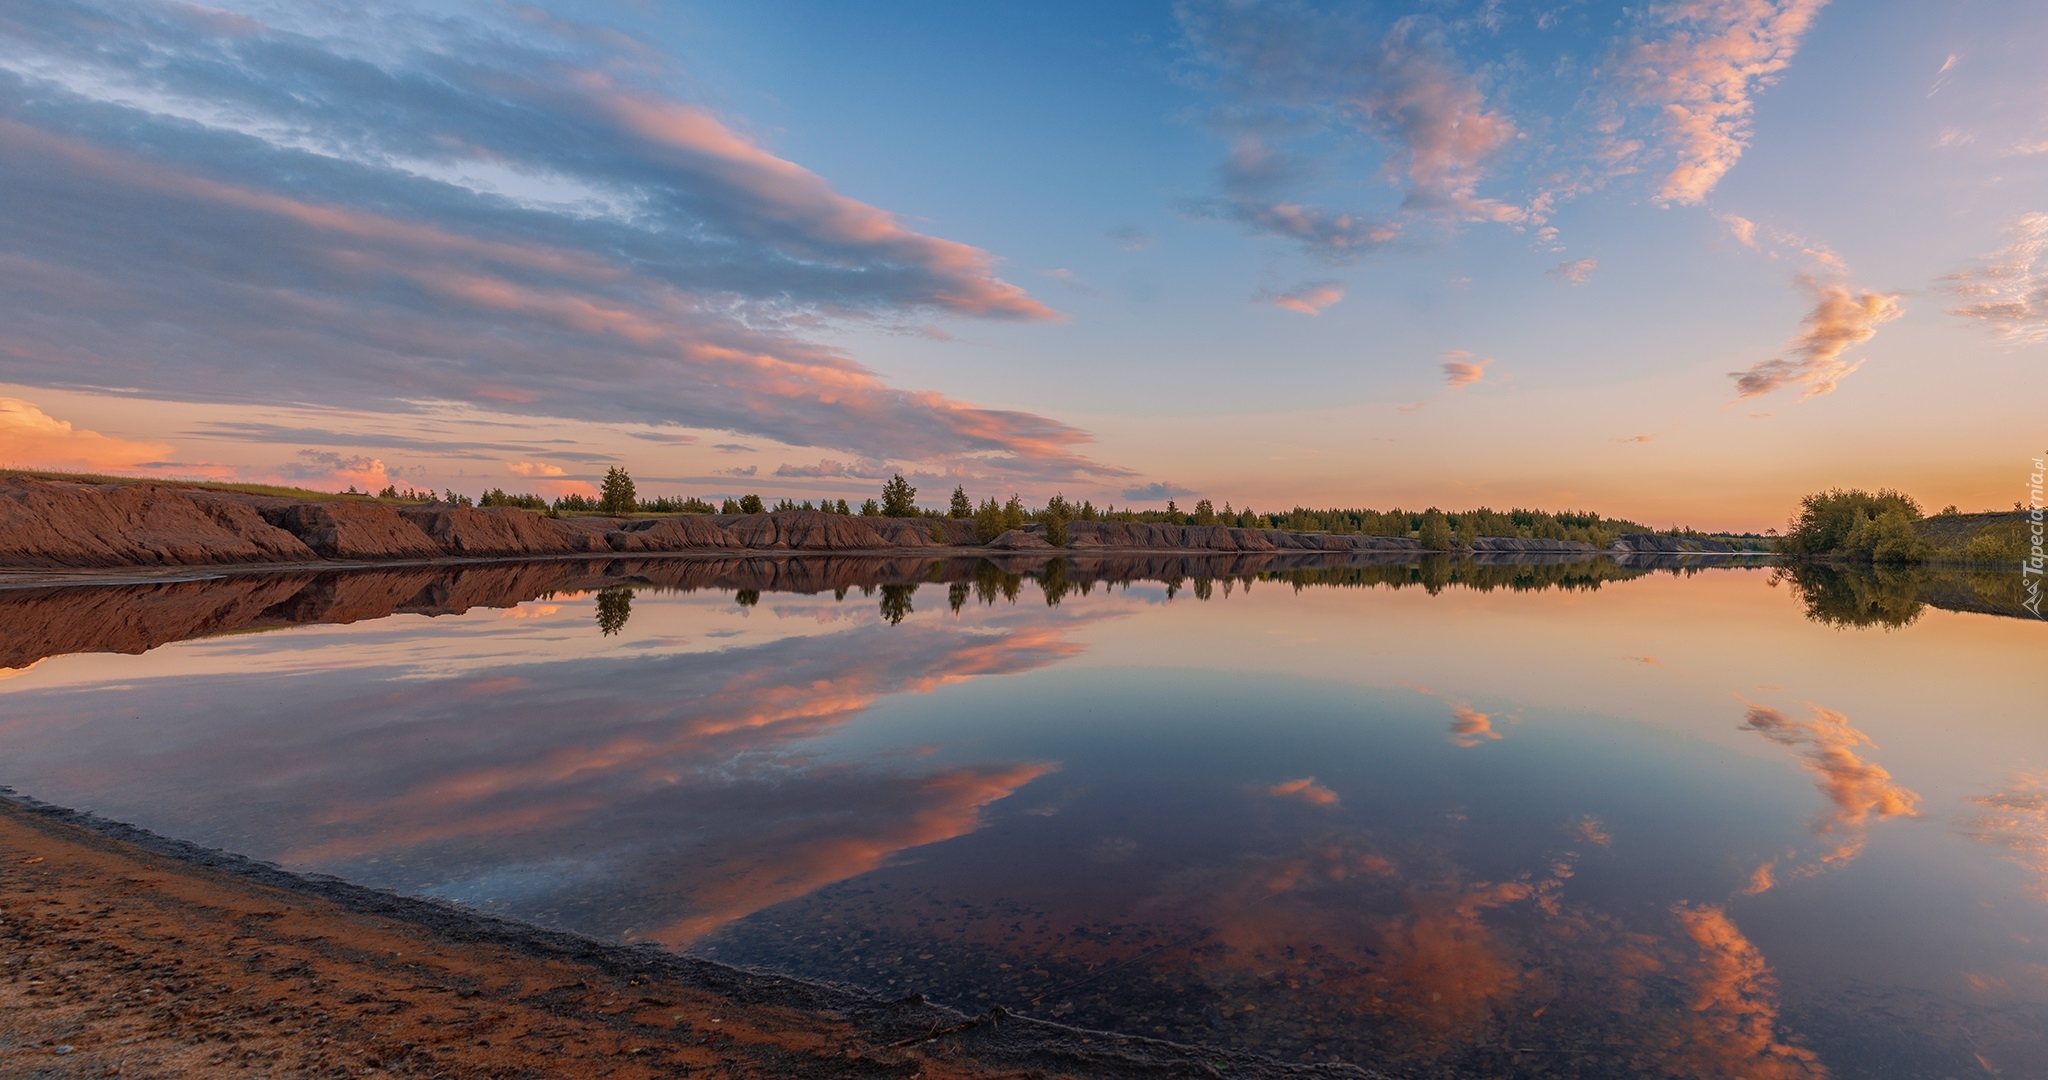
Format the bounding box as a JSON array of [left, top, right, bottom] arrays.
[[449, 469, 1743, 547]]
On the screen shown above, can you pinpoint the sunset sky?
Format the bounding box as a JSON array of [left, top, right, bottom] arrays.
[[1, 0, 2042, 530]]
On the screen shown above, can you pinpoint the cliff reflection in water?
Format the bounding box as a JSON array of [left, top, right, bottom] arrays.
[[1, 554, 2043, 1077]]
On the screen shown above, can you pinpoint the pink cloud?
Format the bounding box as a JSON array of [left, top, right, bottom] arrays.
[[1627, 0, 1830, 206], [1256, 281, 1346, 315], [1545, 257, 1599, 286]]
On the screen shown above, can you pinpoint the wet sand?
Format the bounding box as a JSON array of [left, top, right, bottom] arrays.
[[0, 795, 1378, 1079]]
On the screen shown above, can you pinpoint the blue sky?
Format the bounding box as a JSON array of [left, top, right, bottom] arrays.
[[0, 0, 2042, 527]]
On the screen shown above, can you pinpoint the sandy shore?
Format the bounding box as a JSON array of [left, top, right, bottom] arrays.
[[0, 795, 1378, 1079]]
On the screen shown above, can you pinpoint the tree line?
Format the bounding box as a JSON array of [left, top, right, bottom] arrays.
[[1774, 487, 2028, 567], [418, 467, 1725, 547]]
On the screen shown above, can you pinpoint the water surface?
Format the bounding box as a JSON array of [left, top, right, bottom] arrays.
[[0, 555, 2041, 1077]]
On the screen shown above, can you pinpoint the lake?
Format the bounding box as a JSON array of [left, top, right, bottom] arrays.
[[0, 554, 2041, 1078]]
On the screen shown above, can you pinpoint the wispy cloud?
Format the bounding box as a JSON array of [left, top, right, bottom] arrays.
[[1545, 257, 1599, 286], [1267, 777, 1340, 807], [1441, 350, 1494, 389], [773, 458, 894, 480], [1122, 481, 1197, 503], [1175, 0, 1522, 260], [1624, 0, 1831, 206], [0, 397, 171, 473], [1959, 770, 2048, 903], [1256, 280, 1345, 315], [1107, 225, 1155, 251], [1941, 212, 2048, 345], [280, 449, 393, 491], [1719, 212, 1760, 248], [0, 1, 1118, 482], [1729, 277, 1902, 400]]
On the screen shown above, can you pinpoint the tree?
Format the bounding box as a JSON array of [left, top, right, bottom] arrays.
[[737, 493, 765, 514], [835, 498, 852, 515], [594, 586, 633, 636], [598, 467, 637, 515], [720, 497, 741, 513], [1779, 488, 1921, 557], [881, 474, 918, 517], [1192, 498, 1217, 526], [1001, 494, 1027, 532], [860, 498, 882, 517], [974, 496, 1005, 542], [1418, 508, 1454, 551], [878, 583, 916, 626], [1041, 493, 1072, 547], [949, 485, 973, 519]]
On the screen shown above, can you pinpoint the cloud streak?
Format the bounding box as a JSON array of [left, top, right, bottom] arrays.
[[0, 1, 1116, 481], [1730, 277, 1902, 400]]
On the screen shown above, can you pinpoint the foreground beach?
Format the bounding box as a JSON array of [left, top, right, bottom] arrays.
[[0, 795, 1376, 1079]]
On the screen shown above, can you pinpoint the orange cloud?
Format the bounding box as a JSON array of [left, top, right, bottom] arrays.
[[1731, 277, 1903, 400], [1670, 904, 1826, 1078], [0, 398, 172, 473], [1441, 350, 1493, 389], [1740, 700, 1920, 868], [1379, 880, 1536, 1033], [1448, 706, 1502, 747], [1570, 815, 1615, 847], [1959, 770, 2048, 902], [507, 461, 566, 477], [1266, 777, 1340, 807]]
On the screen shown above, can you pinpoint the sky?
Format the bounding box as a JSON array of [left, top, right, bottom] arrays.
[[0, 0, 2043, 531]]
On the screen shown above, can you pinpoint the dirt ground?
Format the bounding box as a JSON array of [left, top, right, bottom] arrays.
[[0, 797, 1376, 1080]]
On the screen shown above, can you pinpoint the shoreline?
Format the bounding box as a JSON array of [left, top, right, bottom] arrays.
[[0, 790, 1382, 1079], [0, 545, 1771, 592]]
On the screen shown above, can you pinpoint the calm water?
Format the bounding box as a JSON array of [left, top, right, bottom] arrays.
[[0, 555, 2042, 1078]]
